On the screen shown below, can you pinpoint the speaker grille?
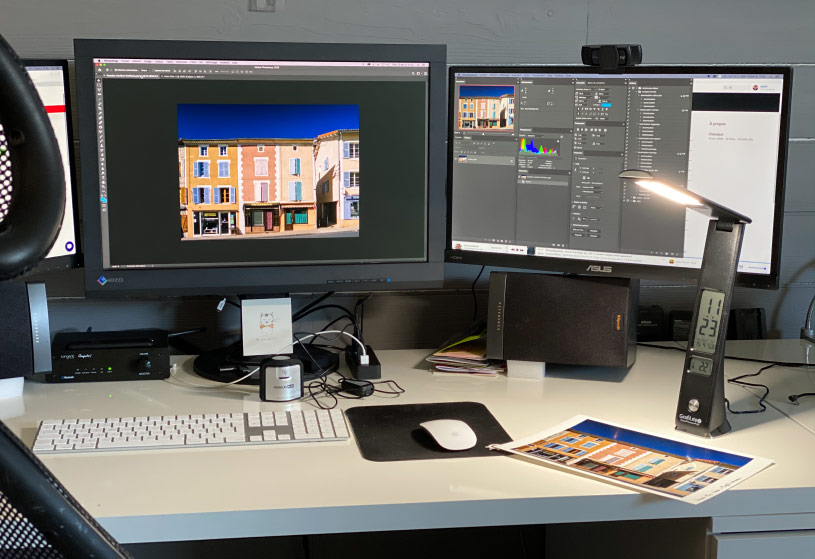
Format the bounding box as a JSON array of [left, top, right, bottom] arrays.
[[0, 282, 33, 378], [489, 272, 637, 367]]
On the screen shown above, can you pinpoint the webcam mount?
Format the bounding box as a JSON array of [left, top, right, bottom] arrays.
[[581, 44, 643, 73]]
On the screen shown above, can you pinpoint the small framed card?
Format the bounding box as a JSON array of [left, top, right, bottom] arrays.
[[241, 298, 293, 357]]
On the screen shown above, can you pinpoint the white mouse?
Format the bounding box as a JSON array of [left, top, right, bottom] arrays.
[[419, 419, 478, 451]]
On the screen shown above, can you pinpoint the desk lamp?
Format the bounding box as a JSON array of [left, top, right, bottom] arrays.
[[619, 169, 751, 438]]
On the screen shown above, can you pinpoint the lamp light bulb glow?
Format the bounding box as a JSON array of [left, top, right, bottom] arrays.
[[635, 180, 703, 207]]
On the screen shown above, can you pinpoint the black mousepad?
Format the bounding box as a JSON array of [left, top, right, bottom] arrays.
[[345, 402, 512, 462]]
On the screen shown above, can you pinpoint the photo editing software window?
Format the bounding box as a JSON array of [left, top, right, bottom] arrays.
[[27, 65, 77, 260], [92, 57, 430, 270], [449, 70, 786, 275]]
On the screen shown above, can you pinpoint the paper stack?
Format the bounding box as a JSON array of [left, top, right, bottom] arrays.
[[426, 322, 505, 375]]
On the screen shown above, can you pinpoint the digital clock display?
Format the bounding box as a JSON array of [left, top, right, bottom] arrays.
[[688, 355, 714, 376], [692, 289, 725, 354]]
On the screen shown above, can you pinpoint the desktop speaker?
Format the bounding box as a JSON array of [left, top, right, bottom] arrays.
[[486, 272, 638, 367], [0, 281, 52, 379]]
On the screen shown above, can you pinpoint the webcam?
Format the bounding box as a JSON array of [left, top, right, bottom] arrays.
[[581, 44, 643, 73]]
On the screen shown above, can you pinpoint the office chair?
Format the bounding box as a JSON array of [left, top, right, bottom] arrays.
[[0, 34, 132, 558], [0, 420, 134, 558], [0, 33, 64, 280]]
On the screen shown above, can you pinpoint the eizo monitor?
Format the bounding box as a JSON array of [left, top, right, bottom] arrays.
[[447, 66, 791, 289], [23, 60, 81, 272], [75, 40, 446, 298]]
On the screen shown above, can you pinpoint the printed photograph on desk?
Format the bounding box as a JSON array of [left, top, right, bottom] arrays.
[[177, 103, 360, 241], [488, 415, 773, 505]]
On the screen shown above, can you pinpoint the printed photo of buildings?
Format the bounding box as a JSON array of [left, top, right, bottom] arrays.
[[457, 85, 515, 130], [177, 104, 360, 240], [514, 418, 748, 498]]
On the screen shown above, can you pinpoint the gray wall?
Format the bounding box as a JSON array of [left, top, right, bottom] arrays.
[[3, 0, 813, 348]]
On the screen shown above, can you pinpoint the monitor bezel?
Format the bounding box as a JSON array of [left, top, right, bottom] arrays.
[[23, 58, 83, 274], [75, 39, 447, 298], [445, 65, 792, 290]]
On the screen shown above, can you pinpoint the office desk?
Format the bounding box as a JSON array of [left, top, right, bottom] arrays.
[[4, 344, 815, 554], [722, 339, 815, 435]]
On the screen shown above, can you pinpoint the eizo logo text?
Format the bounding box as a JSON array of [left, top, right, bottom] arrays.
[[98, 276, 124, 285], [587, 265, 612, 273]]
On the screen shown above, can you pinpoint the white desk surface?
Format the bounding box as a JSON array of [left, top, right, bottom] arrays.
[[645, 339, 815, 435], [4, 343, 815, 544], [723, 339, 815, 435]]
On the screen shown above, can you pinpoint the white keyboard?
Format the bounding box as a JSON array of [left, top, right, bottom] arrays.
[[32, 410, 350, 455]]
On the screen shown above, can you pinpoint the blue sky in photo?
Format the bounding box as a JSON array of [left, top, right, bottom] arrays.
[[178, 104, 359, 140], [459, 85, 515, 98], [571, 419, 751, 467]]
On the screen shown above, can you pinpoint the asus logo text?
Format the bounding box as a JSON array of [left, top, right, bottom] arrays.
[[586, 265, 613, 273]]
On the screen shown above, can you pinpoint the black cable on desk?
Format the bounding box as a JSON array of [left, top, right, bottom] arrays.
[[724, 363, 775, 414], [643, 343, 815, 413], [789, 392, 815, 405], [293, 304, 357, 324], [308, 315, 354, 341], [472, 265, 485, 321], [291, 292, 334, 322], [638, 342, 815, 367], [354, 293, 370, 341]]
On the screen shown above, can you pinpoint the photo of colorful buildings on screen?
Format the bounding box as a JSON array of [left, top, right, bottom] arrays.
[[456, 85, 515, 131], [178, 104, 359, 239]]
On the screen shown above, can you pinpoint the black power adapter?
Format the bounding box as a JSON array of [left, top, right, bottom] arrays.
[[340, 378, 375, 397]]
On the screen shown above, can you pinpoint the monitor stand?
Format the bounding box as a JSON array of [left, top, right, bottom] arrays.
[[193, 342, 339, 384], [193, 294, 340, 384]]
